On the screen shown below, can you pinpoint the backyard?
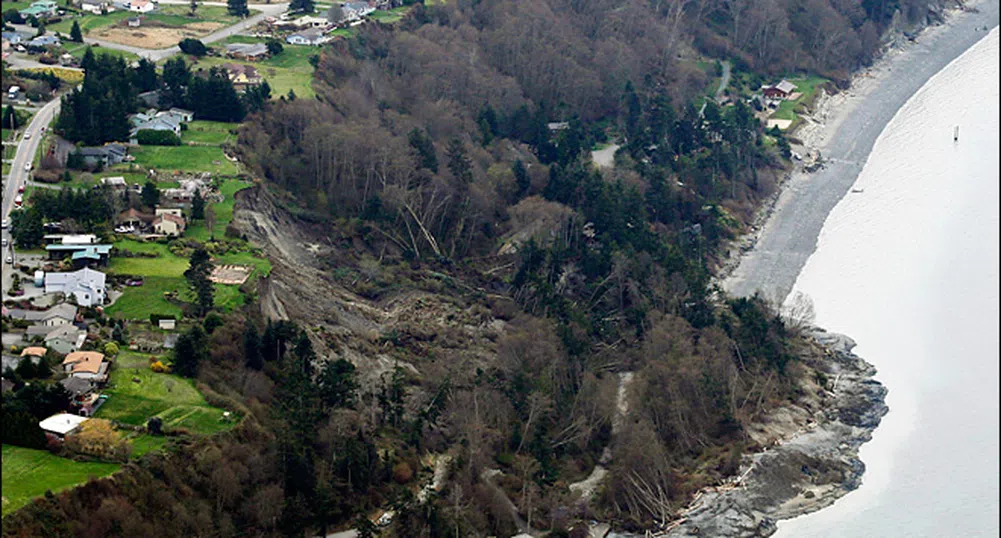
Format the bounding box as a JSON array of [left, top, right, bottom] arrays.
[[770, 76, 829, 121], [95, 363, 235, 436], [186, 38, 317, 98], [127, 145, 239, 175], [1, 444, 120, 518]]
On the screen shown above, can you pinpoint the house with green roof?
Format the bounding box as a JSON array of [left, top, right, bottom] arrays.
[[19, 0, 59, 18]]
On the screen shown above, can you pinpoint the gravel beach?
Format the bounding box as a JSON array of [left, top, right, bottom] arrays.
[[722, 0, 1000, 305]]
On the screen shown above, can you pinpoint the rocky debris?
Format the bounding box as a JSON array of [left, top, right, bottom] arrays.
[[651, 329, 887, 538]]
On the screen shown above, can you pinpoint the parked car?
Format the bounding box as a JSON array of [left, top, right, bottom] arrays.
[[125, 278, 144, 287], [1, 219, 8, 229]]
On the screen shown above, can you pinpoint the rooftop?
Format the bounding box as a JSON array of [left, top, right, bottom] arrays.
[[39, 413, 89, 436], [62, 351, 106, 374]]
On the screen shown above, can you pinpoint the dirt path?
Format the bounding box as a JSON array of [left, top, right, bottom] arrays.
[[591, 143, 620, 168]]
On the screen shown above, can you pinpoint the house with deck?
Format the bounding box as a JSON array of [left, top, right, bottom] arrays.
[[44, 268, 108, 306]]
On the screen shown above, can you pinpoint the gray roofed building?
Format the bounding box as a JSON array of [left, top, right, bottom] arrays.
[[60, 376, 95, 396], [129, 115, 182, 143], [44, 268, 107, 307], [43, 325, 88, 355], [225, 42, 270, 60], [77, 144, 128, 167], [9, 303, 79, 326], [137, 90, 161, 108]]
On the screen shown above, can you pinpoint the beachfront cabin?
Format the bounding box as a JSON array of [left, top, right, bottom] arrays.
[[763, 79, 798, 100]]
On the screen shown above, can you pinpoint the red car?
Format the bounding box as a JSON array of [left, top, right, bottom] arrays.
[[17, 185, 25, 193]]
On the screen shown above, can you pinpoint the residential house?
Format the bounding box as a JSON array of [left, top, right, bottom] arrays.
[[27, 35, 61, 48], [61, 376, 94, 397], [339, 1, 375, 21], [117, 208, 153, 227], [43, 234, 98, 246], [130, 0, 154, 13], [21, 346, 48, 359], [2, 351, 41, 372], [9, 303, 78, 327], [763, 79, 798, 100], [155, 207, 184, 218], [127, 15, 141, 26], [294, 15, 331, 28], [44, 268, 107, 306], [45, 244, 113, 265], [81, 0, 115, 13], [286, 27, 328, 46], [44, 325, 87, 355], [2, 32, 23, 45], [220, 62, 262, 91], [129, 114, 182, 143], [225, 42, 270, 61], [100, 176, 128, 190], [61, 351, 110, 381], [61, 376, 102, 416], [161, 188, 193, 204], [136, 89, 161, 108], [163, 107, 194, 122], [59, 53, 76, 66], [39, 413, 89, 439], [19, 0, 59, 18], [152, 213, 185, 236], [77, 143, 128, 168]]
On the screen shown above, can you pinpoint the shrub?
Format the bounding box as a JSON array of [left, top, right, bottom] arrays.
[[392, 461, 413, 484], [178, 38, 207, 56], [104, 342, 120, 357], [136, 129, 181, 146], [150, 361, 170, 373]]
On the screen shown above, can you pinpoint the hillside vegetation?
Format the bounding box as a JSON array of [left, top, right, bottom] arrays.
[[1, 0, 952, 536]]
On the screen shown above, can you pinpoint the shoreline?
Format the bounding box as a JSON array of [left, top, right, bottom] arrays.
[[649, 2, 999, 537], [719, 0, 1000, 305]]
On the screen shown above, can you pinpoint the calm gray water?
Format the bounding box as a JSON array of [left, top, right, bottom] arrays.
[[775, 27, 1000, 538]]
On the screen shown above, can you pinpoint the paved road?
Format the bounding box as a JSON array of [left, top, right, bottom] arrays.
[[81, 2, 289, 61], [2, 98, 60, 294]]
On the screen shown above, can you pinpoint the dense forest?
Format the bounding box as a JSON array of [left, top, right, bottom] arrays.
[[4, 0, 952, 536]]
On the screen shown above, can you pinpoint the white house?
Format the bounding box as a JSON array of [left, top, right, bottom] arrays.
[[44, 268, 107, 307], [39, 413, 89, 438], [286, 27, 328, 46], [152, 213, 185, 236], [130, 0, 154, 13], [81, 0, 115, 13]]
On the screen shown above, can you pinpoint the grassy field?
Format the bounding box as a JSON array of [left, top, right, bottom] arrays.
[[110, 240, 190, 277], [96, 366, 235, 435], [106, 275, 185, 320], [771, 76, 828, 121], [1, 445, 120, 518], [185, 179, 251, 241], [129, 145, 239, 175], [182, 120, 238, 145], [48, 11, 132, 34], [189, 54, 316, 99], [64, 43, 140, 62], [49, 5, 253, 35], [369, 6, 411, 23]]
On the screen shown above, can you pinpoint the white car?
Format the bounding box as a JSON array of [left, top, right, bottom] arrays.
[[1, 239, 7, 247], [24, 163, 32, 172], [23, 132, 30, 140], [0, 219, 8, 229], [5, 256, 12, 264]]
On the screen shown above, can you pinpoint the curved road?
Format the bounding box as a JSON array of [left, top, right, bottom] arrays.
[[80, 1, 289, 61], [2, 98, 61, 293]]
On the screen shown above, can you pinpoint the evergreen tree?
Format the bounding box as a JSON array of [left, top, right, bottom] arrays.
[[162, 57, 191, 108], [513, 159, 529, 195], [184, 247, 214, 316], [2, 105, 16, 130], [289, 0, 314, 13], [191, 190, 205, 219], [70, 20, 82, 42], [408, 128, 438, 173], [318, 359, 358, 409], [187, 67, 244, 122], [189, 0, 198, 15], [141, 181, 160, 208], [243, 320, 264, 370], [10, 207, 44, 249], [173, 325, 208, 378], [131, 58, 158, 92], [227, 0, 249, 16], [446, 138, 472, 184], [286, 88, 297, 101]]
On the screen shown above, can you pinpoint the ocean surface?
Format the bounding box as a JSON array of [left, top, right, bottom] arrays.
[[774, 27, 1000, 538]]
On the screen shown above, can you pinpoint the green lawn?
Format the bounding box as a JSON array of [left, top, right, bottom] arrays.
[[64, 43, 140, 63], [151, 4, 254, 26], [47, 11, 132, 35], [369, 6, 411, 23], [189, 55, 316, 99], [1, 445, 120, 518], [329, 27, 358, 39], [182, 121, 238, 145], [771, 76, 828, 121], [109, 240, 190, 277], [106, 275, 185, 320], [185, 179, 251, 241], [129, 145, 239, 175], [96, 367, 235, 435], [123, 433, 171, 458]]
